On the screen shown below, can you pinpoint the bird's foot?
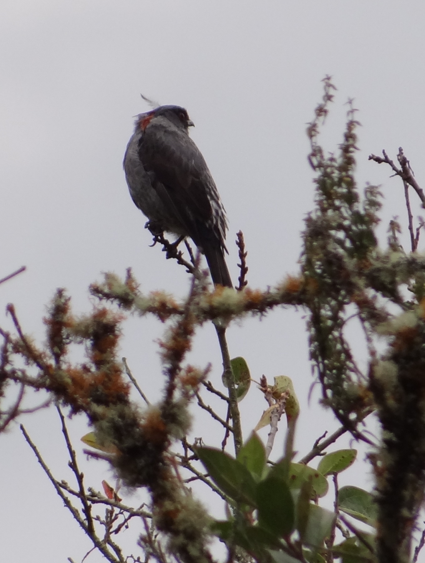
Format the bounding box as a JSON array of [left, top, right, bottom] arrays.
[[146, 221, 166, 247], [145, 222, 185, 259], [162, 235, 185, 259]]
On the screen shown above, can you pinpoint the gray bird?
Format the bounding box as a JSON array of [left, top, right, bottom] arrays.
[[123, 105, 232, 287]]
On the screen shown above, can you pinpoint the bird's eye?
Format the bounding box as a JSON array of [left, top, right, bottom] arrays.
[[179, 111, 187, 121]]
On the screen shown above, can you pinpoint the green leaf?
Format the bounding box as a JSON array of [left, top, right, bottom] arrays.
[[338, 486, 377, 527], [270, 551, 302, 563], [243, 526, 286, 550], [317, 449, 357, 476], [237, 432, 266, 479], [256, 477, 295, 537], [211, 520, 233, 540], [289, 463, 329, 498], [303, 505, 336, 548], [270, 461, 329, 498], [334, 536, 376, 563], [222, 356, 251, 401], [212, 521, 282, 558], [254, 405, 281, 431], [271, 549, 327, 563], [272, 376, 300, 422], [296, 479, 312, 541], [81, 432, 119, 454], [196, 447, 257, 506], [304, 552, 327, 563]]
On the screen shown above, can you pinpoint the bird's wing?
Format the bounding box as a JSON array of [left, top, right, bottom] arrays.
[[138, 117, 221, 243]]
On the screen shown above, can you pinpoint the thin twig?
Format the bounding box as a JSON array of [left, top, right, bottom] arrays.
[[415, 219, 424, 250], [175, 453, 228, 502], [397, 147, 425, 205], [0, 384, 25, 432], [201, 380, 229, 402], [57, 406, 95, 534], [148, 229, 196, 276], [184, 239, 196, 266], [122, 357, 150, 404], [0, 266, 26, 285], [369, 148, 425, 205], [20, 424, 123, 563], [299, 407, 374, 465], [221, 406, 232, 452], [338, 514, 375, 554], [57, 483, 151, 517], [215, 324, 242, 455], [299, 426, 347, 465], [195, 391, 234, 432], [265, 392, 288, 459], [6, 304, 49, 373], [404, 181, 416, 251], [413, 523, 425, 563]]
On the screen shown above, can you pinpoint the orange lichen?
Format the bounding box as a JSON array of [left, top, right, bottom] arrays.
[[179, 366, 201, 390], [143, 408, 168, 445], [150, 291, 181, 322], [124, 268, 139, 292], [243, 288, 264, 305], [283, 275, 303, 294]]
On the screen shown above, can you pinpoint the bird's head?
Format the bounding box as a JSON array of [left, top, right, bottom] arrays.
[[137, 105, 194, 132]]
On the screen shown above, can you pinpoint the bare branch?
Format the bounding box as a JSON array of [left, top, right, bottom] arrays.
[[0, 266, 26, 285], [20, 425, 123, 563], [57, 407, 95, 535], [215, 324, 242, 455], [122, 357, 150, 405], [195, 390, 234, 432], [265, 391, 288, 459], [369, 148, 425, 206]]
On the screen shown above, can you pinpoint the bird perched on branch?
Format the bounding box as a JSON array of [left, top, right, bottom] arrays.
[[123, 105, 232, 288]]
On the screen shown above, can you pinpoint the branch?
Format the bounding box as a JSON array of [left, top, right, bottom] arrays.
[[201, 379, 229, 403], [265, 391, 288, 459], [338, 514, 375, 554], [122, 357, 150, 405], [57, 407, 95, 535], [175, 452, 228, 502], [20, 425, 124, 563], [369, 148, 425, 206], [413, 524, 425, 563], [299, 407, 374, 466], [195, 390, 234, 432], [215, 324, 242, 454], [404, 178, 416, 251], [0, 383, 25, 432], [6, 304, 50, 373], [147, 228, 197, 277], [57, 482, 151, 517], [0, 266, 26, 285]]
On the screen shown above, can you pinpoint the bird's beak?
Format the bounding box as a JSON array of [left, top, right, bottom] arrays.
[[187, 119, 195, 127]]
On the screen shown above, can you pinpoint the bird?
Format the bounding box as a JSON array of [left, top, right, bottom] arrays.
[[123, 105, 233, 288]]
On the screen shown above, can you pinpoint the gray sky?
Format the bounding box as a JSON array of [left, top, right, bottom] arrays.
[[2, 1, 425, 561]]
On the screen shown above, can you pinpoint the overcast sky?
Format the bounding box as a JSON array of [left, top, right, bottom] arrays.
[[2, 2, 425, 561]]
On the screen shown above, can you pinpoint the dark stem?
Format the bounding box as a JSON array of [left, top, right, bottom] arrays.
[[214, 324, 242, 454]]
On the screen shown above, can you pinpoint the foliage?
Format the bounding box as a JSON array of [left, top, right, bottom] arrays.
[[2, 77, 425, 563]]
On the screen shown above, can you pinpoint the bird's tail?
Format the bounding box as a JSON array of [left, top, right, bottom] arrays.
[[204, 244, 233, 288]]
